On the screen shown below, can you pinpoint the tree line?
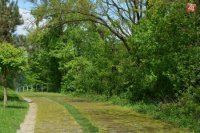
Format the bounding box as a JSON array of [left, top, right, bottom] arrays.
[[26, 0, 199, 103], [0, 0, 199, 109], [0, 0, 26, 107]]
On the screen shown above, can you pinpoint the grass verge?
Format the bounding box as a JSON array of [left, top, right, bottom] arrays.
[[0, 87, 28, 133]]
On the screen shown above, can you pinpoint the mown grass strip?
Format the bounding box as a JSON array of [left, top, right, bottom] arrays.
[[49, 97, 99, 133], [65, 93, 192, 132]]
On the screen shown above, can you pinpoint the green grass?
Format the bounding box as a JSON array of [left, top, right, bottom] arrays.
[[21, 92, 99, 133], [29, 97, 82, 133], [46, 96, 99, 133], [25, 93, 187, 133], [0, 87, 28, 133], [130, 102, 199, 133], [63, 92, 197, 132], [21, 92, 192, 132], [0, 87, 20, 101]]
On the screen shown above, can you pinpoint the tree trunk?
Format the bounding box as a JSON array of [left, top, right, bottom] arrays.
[[13, 76, 17, 92], [3, 86, 7, 107], [3, 70, 8, 107]]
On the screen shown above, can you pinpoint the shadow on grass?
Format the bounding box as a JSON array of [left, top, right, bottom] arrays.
[[0, 97, 20, 101], [5, 105, 27, 109], [0, 99, 27, 109]]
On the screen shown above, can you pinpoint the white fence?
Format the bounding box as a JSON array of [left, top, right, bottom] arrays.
[[16, 84, 49, 92]]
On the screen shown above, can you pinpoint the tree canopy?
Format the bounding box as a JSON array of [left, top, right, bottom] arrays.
[[0, 0, 199, 130], [0, 0, 23, 43], [0, 42, 27, 106]]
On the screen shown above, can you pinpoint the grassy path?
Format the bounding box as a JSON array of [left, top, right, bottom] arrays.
[[50, 95, 189, 133], [22, 93, 189, 133], [31, 97, 82, 133]]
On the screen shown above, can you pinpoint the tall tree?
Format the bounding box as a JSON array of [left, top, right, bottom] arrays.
[[0, 0, 23, 42], [0, 42, 27, 107], [29, 0, 147, 53]]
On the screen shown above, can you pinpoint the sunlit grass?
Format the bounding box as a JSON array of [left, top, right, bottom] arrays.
[[131, 102, 199, 133], [65, 93, 194, 132], [21, 92, 190, 133], [22, 92, 98, 133], [50, 97, 99, 133], [60, 97, 189, 133], [30, 97, 83, 133], [0, 88, 28, 133]]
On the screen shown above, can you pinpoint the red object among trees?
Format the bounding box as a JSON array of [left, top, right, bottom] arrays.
[[186, 3, 197, 13]]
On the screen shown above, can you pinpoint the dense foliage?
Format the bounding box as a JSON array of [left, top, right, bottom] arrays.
[[25, 0, 200, 130], [0, 43, 27, 105], [0, 0, 23, 42], [27, 0, 199, 101], [0, 0, 25, 106]]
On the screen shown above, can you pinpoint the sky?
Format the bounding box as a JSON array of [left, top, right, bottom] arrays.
[[18, 0, 34, 10], [15, 0, 35, 35]]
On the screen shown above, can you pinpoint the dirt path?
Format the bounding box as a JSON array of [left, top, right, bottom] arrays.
[[17, 98, 37, 133]]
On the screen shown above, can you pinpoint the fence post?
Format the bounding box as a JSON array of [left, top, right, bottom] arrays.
[[47, 84, 49, 92], [31, 85, 33, 92]]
